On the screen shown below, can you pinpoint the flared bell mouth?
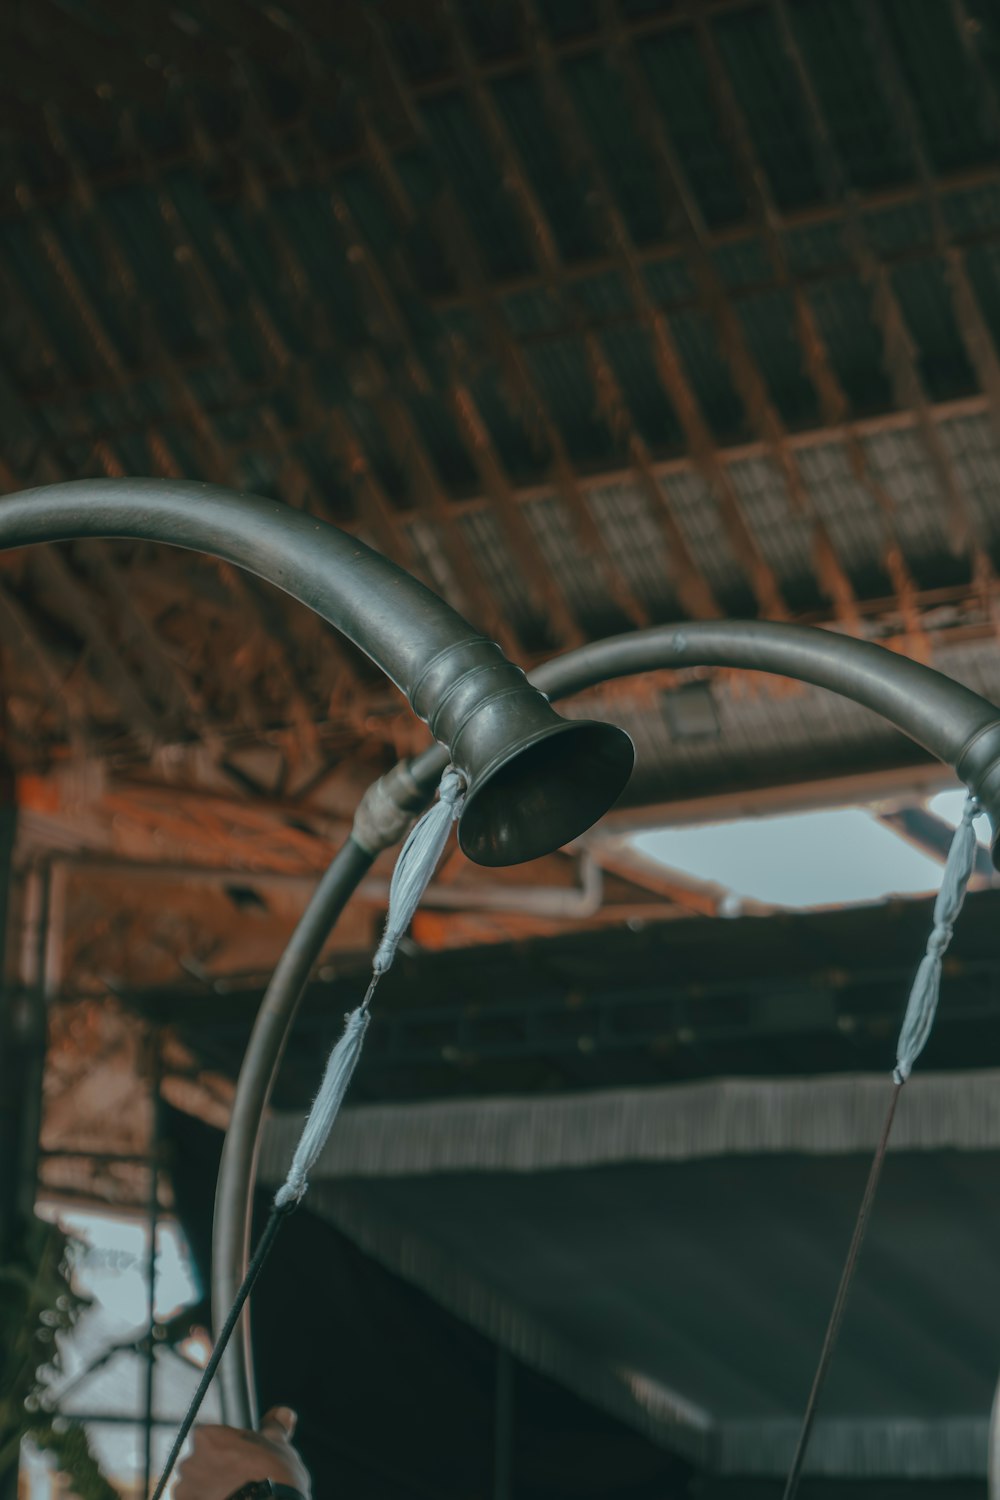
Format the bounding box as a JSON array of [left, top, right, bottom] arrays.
[[457, 719, 634, 867]]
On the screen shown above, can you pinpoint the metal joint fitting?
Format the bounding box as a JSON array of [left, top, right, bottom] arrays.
[[351, 759, 431, 855]]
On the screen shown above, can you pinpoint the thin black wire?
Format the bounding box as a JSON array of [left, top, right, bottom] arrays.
[[152, 973, 381, 1496], [151, 1201, 295, 1500], [781, 1080, 902, 1500]]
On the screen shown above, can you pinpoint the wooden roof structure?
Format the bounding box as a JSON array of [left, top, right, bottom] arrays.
[[4, 1, 1000, 755], [5, 0, 1000, 1187]]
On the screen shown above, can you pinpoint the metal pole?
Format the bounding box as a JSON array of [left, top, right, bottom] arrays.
[[0, 782, 22, 1260], [0, 757, 22, 1500], [425, 620, 1000, 851], [13, 863, 52, 1232], [142, 1035, 161, 1499], [493, 1347, 513, 1500]]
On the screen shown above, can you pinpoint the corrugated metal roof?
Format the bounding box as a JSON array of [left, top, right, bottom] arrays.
[[1, 0, 1000, 778]]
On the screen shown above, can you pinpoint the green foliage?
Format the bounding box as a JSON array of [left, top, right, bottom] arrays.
[[0, 1215, 118, 1500]]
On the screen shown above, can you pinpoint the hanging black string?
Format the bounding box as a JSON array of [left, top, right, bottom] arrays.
[[150, 981, 376, 1497], [782, 797, 979, 1497], [150, 1201, 295, 1500], [149, 772, 465, 1498], [781, 1081, 901, 1500]]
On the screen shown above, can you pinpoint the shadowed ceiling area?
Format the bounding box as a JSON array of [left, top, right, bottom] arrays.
[[5, 0, 1000, 995], [7, 9, 1000, 1494], [4, 0, 1000, 764]]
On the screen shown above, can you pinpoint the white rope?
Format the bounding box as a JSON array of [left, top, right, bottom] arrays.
[[373, 767, 465, 974], [893, 795, 981, 1083], [274, 1005, 371, 1207], [273, 769, 464, 1208]]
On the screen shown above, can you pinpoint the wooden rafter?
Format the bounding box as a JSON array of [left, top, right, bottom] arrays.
[[231, 101, 584, 651], [5, 162, 318, 750], [0, 341, 178, 745], [859, 0, 1000, 444], [11, 196, 1000, 412], [346, 61, 652, 632], [430, 163, 1000, 320], [583, 0, 849, 622], [218, 60, 531, 654], [420, 0, 723, 624], [325, 175, 585, 647], [0, 450, 92, 757], [323, 209, 531, 652], [504, 0, 788, 621], [219, 137, 418, 573], [0, 195, 208, 736], [771, 0, 994, 596], [6, 0, 1000, 279], [676, 4, 896, 629], [115, 98, 373, 749]]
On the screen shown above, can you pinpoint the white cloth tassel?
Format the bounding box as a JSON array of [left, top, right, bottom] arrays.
[[893, 796, 981, 1084], [272, 771, 463, 1209], [274, 1005, 370, 1207], [373, 768, 465, 975]]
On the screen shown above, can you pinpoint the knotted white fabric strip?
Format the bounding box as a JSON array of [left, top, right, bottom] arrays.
[[893, 795, 981, 1084], [274, 768, 465, 1208]]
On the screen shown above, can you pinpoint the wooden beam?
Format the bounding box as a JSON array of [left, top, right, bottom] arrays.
[[112, 101, 376, 750], [595, 759, 957, 836], [772, 0, 994, 594], [859, 1, 1000, 432], [585, 841, 723, 915], [574, 0, 833, 621], [215, 64, 534, 654], [4, 167, 275, 747], [0, 452, 92, 757], [429, 204, 652, 631], [0, 345, 178, 749], [670, 1, 860, 626], [366, 378, 523, 655], [444, 370, 586, 646], [2, 203, 216, 742], [409, 0, 763, 101], [326, 173, 584, 648], [497, 0, 785, 621], [29, 547, 163, 745], [7, 0, 1000, 283], [348, 76, 651, 631], [428, 164, 1000, 319], [671, 52, 921, 638], [14, 209, 1000, 416], [416, 0, 723, 623]]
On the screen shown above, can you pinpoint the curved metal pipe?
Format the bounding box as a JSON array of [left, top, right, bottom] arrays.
[[216, 619, 1000, 1424], [419, 623, 1000, 842], [213, 757, 433, 1426], [0, 479, 471, 684], [211, 836, 374, 1426], [0, 480, 633, 867]]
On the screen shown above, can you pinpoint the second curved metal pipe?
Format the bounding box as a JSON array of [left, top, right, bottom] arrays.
[[211, 837, 375, 1425], [215, 619, 1000, 1424], [416, 622, 1000, 840]]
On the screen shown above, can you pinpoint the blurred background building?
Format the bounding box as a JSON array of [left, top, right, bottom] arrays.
[[2, 0, 1000, 1495]]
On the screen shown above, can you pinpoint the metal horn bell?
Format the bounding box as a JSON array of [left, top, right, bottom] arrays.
[[412, 641, 635, 866]]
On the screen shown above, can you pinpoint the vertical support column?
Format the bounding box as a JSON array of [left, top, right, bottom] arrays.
[[0, 771, 23, 1257], [494, 1346, 514, 1500], [11, 864, 52, 1236], [0, 756, 23, 1500], [142, 1034, 162, 1499]]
